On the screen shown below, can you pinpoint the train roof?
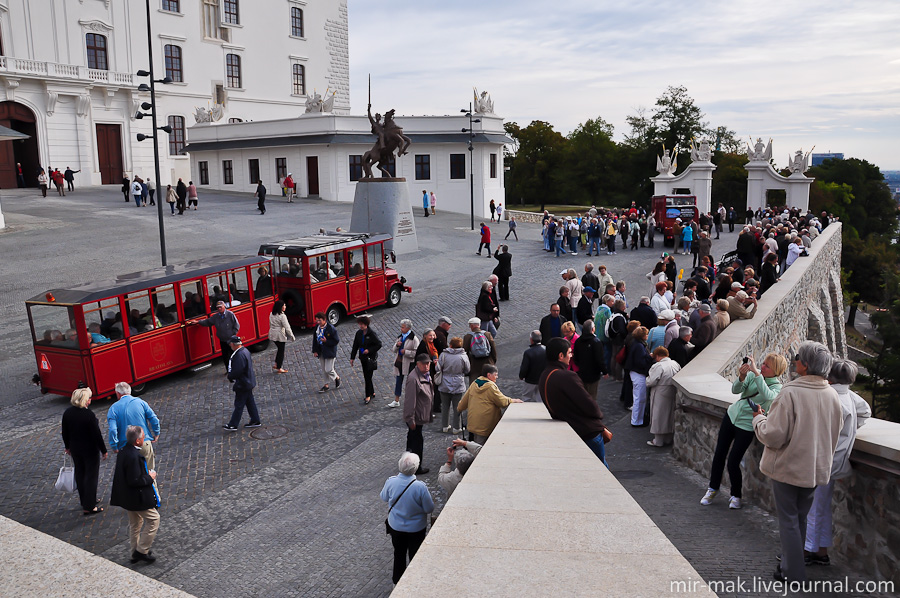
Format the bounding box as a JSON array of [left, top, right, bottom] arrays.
[[27, 255, 269, 305], [258, 232, 391, 258]]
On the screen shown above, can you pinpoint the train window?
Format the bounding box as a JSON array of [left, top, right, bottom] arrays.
[[310, 255, 329, 284], [347, 250, 364, 277], [82, 298, 123, 342], [328, 251, 344, 277], [151, 284, 179, 328], [124, 291, 154, 335], [31, 304, 78, 347], [227, 268, 250, 304], [367, 246, 383, 272], [251, 263, 273, 298], [180, 280, 207, 318], [206, 274, 229, 309]]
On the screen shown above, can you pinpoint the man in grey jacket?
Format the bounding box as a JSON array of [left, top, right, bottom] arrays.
[[196, 301, 240, 373]]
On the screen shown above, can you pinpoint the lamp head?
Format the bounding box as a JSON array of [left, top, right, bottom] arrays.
[[136, 69, 151, 77]]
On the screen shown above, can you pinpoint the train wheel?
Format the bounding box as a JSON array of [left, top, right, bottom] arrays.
[[386, 285, 403, 307], [249, 339, 270, 353], [326, 305, 342, 326], [130, 382, 147, 395]]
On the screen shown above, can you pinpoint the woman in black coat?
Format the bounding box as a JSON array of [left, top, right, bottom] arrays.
[[61, 387, 107, 514], [758, 253, 779, 298], [350, 315, 382, 405]]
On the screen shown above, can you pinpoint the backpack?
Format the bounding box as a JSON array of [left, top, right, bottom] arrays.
[[469, 331, 491, 358], [604, 313, 625, 341], [606, 221, 617, 236]]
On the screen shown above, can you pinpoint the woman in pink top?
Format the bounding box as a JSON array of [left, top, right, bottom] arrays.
[[187, 181, 199, 210]]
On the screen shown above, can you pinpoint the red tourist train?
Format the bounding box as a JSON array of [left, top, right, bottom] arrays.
[[651, 194, 700, 244], [27, 233, 410, 399]]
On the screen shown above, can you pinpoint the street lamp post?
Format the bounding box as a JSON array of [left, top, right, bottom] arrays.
[[134, 0, 172, 266], [461, 103, 480, 231]]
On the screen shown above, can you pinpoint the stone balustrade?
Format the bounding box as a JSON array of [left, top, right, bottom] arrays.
[[391, 404, 716, 597], [672, 222, 900, 585], [0, 56, 134, 86]]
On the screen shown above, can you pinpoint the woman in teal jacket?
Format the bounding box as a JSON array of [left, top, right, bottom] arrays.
[[700, 353, 788, 509]]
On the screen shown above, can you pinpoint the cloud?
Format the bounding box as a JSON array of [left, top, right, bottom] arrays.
[[348, 0, 900, 168]]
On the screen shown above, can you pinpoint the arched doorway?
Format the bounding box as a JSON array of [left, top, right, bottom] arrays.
[[0, 101, 40, 188]]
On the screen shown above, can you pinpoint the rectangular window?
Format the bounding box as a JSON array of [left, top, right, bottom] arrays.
[[85, 33, 108, 71], [251, 261, 274, 299], [450, 154, 466, 179], [164, 44, 183, 82], [275, 158, 287, 182], [167, 115, 185, 155], [223, 160, 233, 184], [367, 246, 383, 272], [198, 161, 209, 185], [414, 154, 430, 180], [124, 291, 154, 335], [291, 7, 304, 37], [384, 155, 396, 178], [150, 284, 179, 328], [179, 280, 207, 318], [226, 53, 241, 88], [248, 159, 260, 184], [348, 155, 362, 182], [202, 0, 228, 41], [82, 298, 123, 342], [226, 268, 250, 304], [223, 0, 239, 24], [30, 304, 78, 348], [292, 63, 305, 95], [161, 0, 180, 13], [490, 153, 497, 178]]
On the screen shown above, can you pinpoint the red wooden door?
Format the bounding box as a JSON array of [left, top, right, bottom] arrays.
[[96, 124, 123, 185], [306, 156, 319, 195]]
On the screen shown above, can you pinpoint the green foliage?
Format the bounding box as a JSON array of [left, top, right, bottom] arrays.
[[503, 120, 567, 208], [710, 152, 748, 210], [861, 271, 900, 422], [807, 158, 898, 239], [842, 236, 900, 305], [650, 85, 708, 152]]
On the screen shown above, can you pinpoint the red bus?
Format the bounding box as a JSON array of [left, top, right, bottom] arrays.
[[259, 232, 411, 328], [651, 194, 700, 244], [27, 256, 276, 399]]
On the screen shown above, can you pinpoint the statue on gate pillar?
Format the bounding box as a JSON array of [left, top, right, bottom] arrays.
[[747, 137, 773, 162], [787, 148, 814, 174], [656, 144, 678, 176]]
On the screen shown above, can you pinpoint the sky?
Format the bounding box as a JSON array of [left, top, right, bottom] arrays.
[[348, 0, 900, 171]]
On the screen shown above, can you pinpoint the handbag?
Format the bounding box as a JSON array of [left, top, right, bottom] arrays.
[[385, 479, 415, 534], [615, 345, 627, 365], [433, 362, 443, 387], [55, 454, 77, 493]]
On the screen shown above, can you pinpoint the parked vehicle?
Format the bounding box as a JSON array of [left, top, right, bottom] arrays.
[[651, 194, 700, 244]]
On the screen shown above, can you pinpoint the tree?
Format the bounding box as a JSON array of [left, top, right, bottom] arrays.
[[712, 126, 743, 154], [558, 117, 618, 206], [503, 120, 567, 210], [711, 152, 748, 210], [861, 270, 900, 422], [650, 85, 707, 155], [807, 158, 898, 239]]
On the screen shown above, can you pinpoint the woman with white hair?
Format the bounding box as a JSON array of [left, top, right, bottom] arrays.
[[803, 359, 871, 565], [61, 386, 108, 515], [381, 452, 435, 585], [752, 341, 843, 583]]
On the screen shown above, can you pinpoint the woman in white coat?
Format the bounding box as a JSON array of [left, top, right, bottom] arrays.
[[268, 300, 295, 373], [645, 346, 681, 446]]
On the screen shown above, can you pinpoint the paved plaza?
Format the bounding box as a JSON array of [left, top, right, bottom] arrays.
[[0, 187, 881, 597]]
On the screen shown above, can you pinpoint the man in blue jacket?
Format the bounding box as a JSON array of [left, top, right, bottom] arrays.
[[312, 311, 341, 392], [223, 335, 261, 431], [108, 382, 160, 471]]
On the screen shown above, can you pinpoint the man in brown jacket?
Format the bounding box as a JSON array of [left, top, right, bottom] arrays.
[[458, 365, 522, 443], [403, 354, 434, 474], [752, 341, 842, 584], [538, 337, 609, 467]]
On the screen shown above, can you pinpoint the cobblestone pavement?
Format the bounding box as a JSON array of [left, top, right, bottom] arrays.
[[0, 188, 883, 597]]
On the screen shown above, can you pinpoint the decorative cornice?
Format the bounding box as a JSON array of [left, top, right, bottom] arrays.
[[78, 19, 114, 33]]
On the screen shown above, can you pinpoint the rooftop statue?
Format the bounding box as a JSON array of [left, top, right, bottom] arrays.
[[747, 137, 773, 162], [193, 103, 224, 123], [304, 89, 335, 114], [656, 145, 678, 176], [787, 148, 814, 174], [474, 88, 494, 114], [690, 138, 712, 162]]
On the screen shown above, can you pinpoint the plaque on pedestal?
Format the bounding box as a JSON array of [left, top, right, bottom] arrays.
[[349, 178, 418, 255]]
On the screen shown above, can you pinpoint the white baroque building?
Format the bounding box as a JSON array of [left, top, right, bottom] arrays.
[[184, 112, 509, 218], [0, 0, 348, 189]]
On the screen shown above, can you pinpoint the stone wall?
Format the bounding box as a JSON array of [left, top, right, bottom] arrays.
[[672, 223, 900, 585]]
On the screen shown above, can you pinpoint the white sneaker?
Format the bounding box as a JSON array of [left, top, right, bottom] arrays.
[[452, 428, 462, 434], [700, 488, 719, 505], [729, 496, 742, 509], [387, 400, 400, 408], [442, 425, 452, 433]]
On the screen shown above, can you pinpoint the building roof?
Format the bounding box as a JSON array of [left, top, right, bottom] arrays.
[[258, 232, 391, 258], [183, 132, 511, 153], [26, 256, 269, 305]]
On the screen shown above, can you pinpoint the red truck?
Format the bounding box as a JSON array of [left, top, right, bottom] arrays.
[[651, 195, 700, 244]]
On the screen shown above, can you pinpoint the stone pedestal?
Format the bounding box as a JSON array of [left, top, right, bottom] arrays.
[[349, 178, 418, 254]]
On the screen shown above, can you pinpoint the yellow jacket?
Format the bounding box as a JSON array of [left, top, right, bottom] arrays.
[[458, 377, 513, 438]]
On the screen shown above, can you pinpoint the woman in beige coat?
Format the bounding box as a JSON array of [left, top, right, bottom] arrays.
[[645, 346, 681, 446], [268, 300, 295, 373]]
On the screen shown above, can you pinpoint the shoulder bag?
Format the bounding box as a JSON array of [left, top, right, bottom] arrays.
[[55, 454, 76, 493], [385, 479, 416, 535]]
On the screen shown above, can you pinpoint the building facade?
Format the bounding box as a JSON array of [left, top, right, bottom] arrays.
[[183, 112, 509, 218], [0, 0, 348, 189]]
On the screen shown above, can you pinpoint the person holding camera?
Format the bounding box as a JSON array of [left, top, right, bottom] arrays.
[[700, 353, 787, 509], [438, 438, 482, 497]]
